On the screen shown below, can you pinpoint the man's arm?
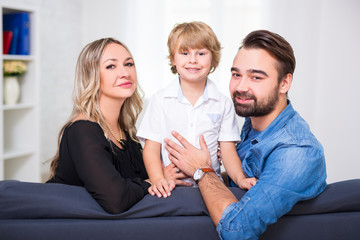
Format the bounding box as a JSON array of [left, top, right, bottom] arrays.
[[197, 172, 238, 225], [164, 131, 238, 225], [165, 130, 327, 240]]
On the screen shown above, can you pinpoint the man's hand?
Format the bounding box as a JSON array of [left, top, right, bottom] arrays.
[[165, 131, 238, 226], [164, 131, 211, 177]]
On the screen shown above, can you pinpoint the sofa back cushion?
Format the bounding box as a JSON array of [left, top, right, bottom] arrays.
[[0, 179, 359, 219]]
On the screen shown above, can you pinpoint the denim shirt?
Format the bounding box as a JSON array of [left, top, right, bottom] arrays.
[[217, 101, 327, 240]]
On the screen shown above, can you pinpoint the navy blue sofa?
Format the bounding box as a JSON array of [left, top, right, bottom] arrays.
[[0, 179, 359, 240]]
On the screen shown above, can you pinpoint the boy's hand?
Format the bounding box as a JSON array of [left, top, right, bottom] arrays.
[[238, 177, 257, 190], [148, 178, 172, 198]]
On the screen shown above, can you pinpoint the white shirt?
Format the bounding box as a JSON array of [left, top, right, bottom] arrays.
[[137, 78, 240, 180]]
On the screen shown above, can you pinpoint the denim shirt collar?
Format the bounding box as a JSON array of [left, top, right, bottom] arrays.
[[241, 100, 295, 144]]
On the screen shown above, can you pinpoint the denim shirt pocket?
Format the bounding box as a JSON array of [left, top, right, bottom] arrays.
[[243, 153, 260, 178]]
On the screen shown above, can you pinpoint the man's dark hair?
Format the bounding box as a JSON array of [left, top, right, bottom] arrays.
[[241, 30, 296, 83]]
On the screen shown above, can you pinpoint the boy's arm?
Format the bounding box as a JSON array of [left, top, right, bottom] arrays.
[[220, 141, 256, 189], [143, 139, 172, 198]]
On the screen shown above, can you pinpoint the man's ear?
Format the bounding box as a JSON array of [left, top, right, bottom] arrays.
[[279, 73, 292, 94]]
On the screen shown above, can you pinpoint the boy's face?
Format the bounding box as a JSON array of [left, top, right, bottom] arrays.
[[172, 44, 212, 84]]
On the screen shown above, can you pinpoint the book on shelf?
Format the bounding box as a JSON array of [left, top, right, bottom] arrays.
[[3, 31, 13, 54], [3, 12, 30, 55]]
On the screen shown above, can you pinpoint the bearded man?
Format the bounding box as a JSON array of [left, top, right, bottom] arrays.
[[165, 30, 327, 240]]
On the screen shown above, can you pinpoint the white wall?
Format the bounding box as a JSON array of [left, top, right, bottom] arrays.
[[6, 0, 360, 183], [38, 0, 83, 179], [262, 0, 360, 183], [314, 0, 360, 182], [85, 0, 359, 183]]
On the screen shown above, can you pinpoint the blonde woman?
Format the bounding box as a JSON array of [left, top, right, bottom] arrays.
[[47, 38, 150, 214]]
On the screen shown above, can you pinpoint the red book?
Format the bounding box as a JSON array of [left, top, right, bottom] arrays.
[[3, 31, 13, 54]]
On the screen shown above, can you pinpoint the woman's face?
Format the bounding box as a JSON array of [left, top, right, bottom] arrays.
[[99, 43, 137, 102]]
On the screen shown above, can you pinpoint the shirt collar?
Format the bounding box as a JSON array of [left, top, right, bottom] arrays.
[[163, 76, 221, 102], [241, 100, 296, 143], [163, 76, 180, 98]]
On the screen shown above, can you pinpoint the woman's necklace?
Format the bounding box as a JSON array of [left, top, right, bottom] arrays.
[[106, 122, 123, 144]]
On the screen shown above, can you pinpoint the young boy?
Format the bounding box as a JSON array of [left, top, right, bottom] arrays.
[[137, 21, 257, 198]]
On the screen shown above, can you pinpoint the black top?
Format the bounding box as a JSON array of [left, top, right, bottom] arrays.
[[47, 120, 150, 214]]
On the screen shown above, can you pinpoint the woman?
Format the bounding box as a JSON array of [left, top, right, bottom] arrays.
[[47, 38, 150, 214]]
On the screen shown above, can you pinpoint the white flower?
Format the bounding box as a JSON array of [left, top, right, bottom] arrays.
[[3, 60, 27, 76]]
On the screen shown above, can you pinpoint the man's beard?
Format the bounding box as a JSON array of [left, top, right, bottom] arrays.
[[232, 86, 279, 117]]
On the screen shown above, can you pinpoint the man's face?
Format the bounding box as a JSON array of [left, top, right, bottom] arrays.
[[229, 48, 281, 117]]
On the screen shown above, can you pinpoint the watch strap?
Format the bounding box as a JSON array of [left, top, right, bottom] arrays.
[[201, 168, 215, 173], [195, 168, 215, 184]]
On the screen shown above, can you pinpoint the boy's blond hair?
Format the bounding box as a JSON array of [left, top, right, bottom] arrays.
[[167, 21, 221, 74]]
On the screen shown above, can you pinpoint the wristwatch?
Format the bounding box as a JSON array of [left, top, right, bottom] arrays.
[[193, 168, 215, 184]]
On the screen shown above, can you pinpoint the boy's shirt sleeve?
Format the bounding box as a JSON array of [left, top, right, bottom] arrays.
[[137, 93, 163, 143], [218, 96, 241, 142]]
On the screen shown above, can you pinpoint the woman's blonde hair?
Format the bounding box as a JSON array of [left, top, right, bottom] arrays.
[[167, 21, 221, 74], [49, 38, 143, 178]]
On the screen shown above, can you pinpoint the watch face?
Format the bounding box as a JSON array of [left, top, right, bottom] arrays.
[[193, 168, 203, 180]]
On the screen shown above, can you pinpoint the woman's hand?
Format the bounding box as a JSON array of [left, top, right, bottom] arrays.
[[163, 163, 193, 188], [148, 164, 193, 198]]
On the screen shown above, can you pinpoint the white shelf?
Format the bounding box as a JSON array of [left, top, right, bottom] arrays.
[[3, 149, 34, 160], [0, 4, 40, 182], [2, 103, 35, 110], [3, 54, 35, 61]]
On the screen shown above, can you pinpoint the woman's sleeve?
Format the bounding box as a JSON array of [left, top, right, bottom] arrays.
[[66, 122, 150, 214]]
